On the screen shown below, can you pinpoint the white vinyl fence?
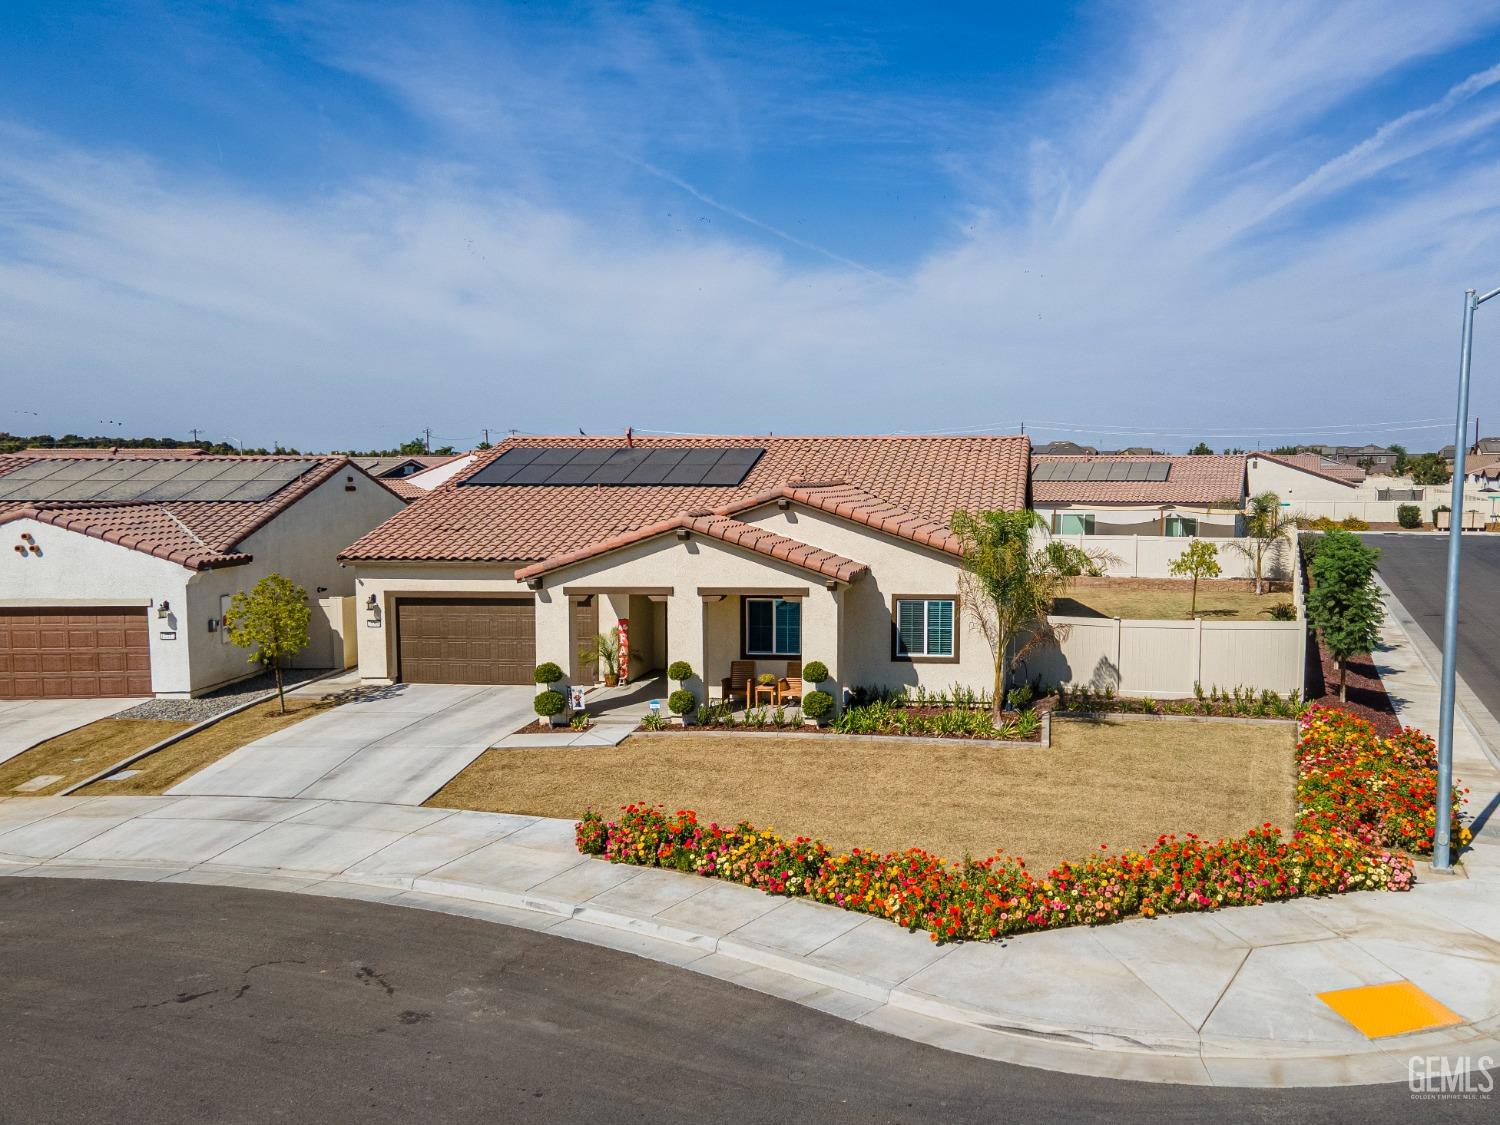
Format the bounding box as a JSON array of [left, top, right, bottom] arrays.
[[1021, 539, 1307, 698]]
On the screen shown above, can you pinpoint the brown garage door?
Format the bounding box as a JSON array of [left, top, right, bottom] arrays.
[[0, 608, 152, 699], [396, 598, 535, 685]]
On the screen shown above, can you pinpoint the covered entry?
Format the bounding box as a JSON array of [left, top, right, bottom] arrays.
[[0, 607, 152, 698], [396, 597, 535, 685]]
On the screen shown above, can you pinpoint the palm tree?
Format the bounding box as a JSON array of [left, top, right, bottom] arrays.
[[1226, 490, 1297, 595], [952, 509, 1072, 718]]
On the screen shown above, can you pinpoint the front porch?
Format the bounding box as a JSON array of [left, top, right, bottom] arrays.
[[543, 581, 845, 711]]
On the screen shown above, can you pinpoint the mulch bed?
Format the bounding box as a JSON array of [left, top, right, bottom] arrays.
[[514, 719, 590, 735], [1304, 631, 1400, 737], [1067, 576, 1292, 594]]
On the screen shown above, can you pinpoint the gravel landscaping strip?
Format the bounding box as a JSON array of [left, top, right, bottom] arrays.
[[114, 668, 333, 724]]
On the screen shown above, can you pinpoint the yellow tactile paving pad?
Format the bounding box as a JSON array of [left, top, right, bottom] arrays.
[[1317, 980, 1463, 1039]]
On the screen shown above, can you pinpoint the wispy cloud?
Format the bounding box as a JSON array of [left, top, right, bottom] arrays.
[[4, 1, 1500, 450]]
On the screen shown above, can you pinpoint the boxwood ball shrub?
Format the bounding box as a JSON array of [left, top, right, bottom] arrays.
[[802, 660, 828, 685], [534, 689, 566, 717], [802, 690, 834, 721], [668, 689, 697, 716], [667, 661, 693, 683], [533, 662, 564, 686], [1396, 504, 1422, 529]]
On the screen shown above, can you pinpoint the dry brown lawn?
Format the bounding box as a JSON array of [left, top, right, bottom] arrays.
[[0, 719, 188, 797], [427, 717, 1297, 869], [1054, 588, 1289, 621], [77, 694, 347, 796]]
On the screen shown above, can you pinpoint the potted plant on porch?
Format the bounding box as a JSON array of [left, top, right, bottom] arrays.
[[800, 660, 832, 728], [579, 627, 622, 688]]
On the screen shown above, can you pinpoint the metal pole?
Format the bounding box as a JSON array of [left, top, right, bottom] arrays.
[[1435, 289, 1477, 869]]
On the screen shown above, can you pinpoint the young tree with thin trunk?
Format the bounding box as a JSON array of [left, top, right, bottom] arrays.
[[1168, 540, 1220, 617], [1226, 490, 1297, 595], [1306, 530, 1384, 701], [223, 573, 312, 714], [952, 509, 1071, 718]]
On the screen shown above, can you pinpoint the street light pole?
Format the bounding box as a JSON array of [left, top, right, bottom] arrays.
[[1435, 284, 1500, 869]]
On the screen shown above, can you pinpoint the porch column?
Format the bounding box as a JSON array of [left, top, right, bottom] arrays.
[[533, 588, 569, 694], [668, 592, 708, 703], [801, 583, 845, 712]]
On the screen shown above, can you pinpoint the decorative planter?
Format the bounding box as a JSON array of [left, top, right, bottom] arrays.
[[603, 674, 619, 688], [670, 713, 696, 727], [546, 710, 572, 728]]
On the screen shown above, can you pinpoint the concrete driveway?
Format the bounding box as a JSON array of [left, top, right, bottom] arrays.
[[0, 698, 149, 767], [167, 683, 533, 805]]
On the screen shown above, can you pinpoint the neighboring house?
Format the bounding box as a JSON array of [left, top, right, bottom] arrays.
[[1247, 452, 1452, 523], [1031, 440, 1099, 455], [380, 452, 480, 500], [339, 435, 1033, 706], [0, 454, 404, 699], [1296, 443, 1399, 474], [1030, 454, 1247, 537], [353, 454, 460, 480], [1463, 454, 1500, 492]]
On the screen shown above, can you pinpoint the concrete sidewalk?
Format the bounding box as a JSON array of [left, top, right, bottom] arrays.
[[3, 783, 1497, 1088]]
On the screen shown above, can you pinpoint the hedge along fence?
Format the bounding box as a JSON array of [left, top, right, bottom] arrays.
[[576, 706, 1468, 944]]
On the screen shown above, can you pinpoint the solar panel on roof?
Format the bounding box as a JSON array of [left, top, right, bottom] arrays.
[[460, 446, 766, 487], [0, 458, 314, 504], [1029, 459, 1173, 484]]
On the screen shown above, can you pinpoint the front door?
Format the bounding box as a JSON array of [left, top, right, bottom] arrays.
[[570, 597, 598, 684]]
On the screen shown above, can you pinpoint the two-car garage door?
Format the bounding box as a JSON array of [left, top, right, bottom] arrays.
[[396, 598, 535, 685], [0, 608, 152, 698]]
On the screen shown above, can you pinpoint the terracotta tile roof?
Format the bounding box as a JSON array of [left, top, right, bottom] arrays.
[[515, 512, 869, 583], [0, 454, 357, 569], [354, 454, 461, 477], [382, 477, 427, 500], [342, 434, 1030, 562], [1030, 454, 1246, 505], [1253, 452, 1363, 486], [719, 481, 962, 555]]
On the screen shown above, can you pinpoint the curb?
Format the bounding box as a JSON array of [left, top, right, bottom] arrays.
[[59, 667, 353, 796], [8, 849, 1497, 1087]]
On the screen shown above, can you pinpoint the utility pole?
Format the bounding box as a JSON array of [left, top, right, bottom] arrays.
[[482, 428, 490, 446], [189, 428, 201, 444], [422, 427, 432, 453], [1434, 283, 1500, 870]]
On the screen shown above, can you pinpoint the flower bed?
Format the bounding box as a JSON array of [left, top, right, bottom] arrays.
[[647, 698, 1044, 742], [577, 706, 1468, 943]]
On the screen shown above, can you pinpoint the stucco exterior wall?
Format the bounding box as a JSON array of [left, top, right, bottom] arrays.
[[1246, 457, 1487, 523], [0, 516, 195, 694], [182, 468, 404, 694]]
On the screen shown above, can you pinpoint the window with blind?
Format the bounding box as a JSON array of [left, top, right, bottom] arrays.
[[743, 597, 801, 657], [892, 597, 957, 661]]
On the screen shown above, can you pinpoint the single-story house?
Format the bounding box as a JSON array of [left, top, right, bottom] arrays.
[[339, 435, 1034, 706], [0, 453, 404, 698], [1030, 454, 1247, 537]]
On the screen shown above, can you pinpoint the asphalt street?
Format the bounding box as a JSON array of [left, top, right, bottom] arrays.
[[2, 878, 1492, 1124], [1365, 534, 1500, 719]]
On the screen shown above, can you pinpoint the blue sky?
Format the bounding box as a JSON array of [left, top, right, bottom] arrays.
[[4, 1, 1500, 452]]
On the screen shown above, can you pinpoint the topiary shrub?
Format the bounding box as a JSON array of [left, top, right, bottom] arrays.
[[533, 662, 563, 685], [668, 689, 697, 716], [667, 660, 693, 683], [534, 690, 566, 718], [802, 690, 834, 722], [802, 660, 828, 684], [1396, 504, 1421, 530]]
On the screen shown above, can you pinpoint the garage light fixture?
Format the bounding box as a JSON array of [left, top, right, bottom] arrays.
[[365, 594, 378, 609], [156, 600, 171, 620]]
